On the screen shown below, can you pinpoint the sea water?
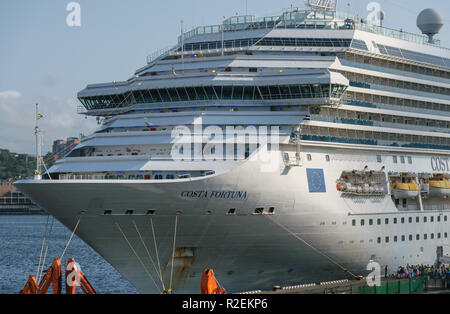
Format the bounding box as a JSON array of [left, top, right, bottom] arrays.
[[0, 215, 138, 294]]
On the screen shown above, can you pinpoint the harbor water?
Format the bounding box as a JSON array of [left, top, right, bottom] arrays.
[[0, 215, 138, 294]]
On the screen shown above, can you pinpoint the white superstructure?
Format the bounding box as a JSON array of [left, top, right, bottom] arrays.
[[16, 4, 450, 293]]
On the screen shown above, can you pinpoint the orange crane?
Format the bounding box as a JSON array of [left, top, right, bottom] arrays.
[[65, 258, 96, 294], [20, 257, 95, 294]]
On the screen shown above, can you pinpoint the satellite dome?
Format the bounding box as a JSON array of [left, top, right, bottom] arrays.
[[417, 8, 443, 42]]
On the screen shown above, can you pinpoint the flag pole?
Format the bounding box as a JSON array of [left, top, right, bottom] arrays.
[[35, 103, 42, 180]]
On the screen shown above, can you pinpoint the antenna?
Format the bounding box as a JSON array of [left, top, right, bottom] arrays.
[[180, 20, 184, 71]]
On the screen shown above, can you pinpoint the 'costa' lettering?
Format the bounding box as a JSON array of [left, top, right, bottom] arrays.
[[431, 157, 450, 171]]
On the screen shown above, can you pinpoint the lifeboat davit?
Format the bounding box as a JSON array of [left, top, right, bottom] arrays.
[[392, 181, 419, 199], [426, 178, 450, 197]]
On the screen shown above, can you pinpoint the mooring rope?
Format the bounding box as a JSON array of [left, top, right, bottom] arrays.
[[262, 213, 361, 280], [115, 221, 162, 293], [150, 217, 164, 290], [36, 215, 50, 279], [132, 220, 166, 291], [59, 218, 81, 261], [169, 215, 178, 293], [37, 217, 55, 283]]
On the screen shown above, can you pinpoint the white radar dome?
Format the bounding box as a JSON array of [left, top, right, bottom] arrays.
[[417, 8, 443, 42]]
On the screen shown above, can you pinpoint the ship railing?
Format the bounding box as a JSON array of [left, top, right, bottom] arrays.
[[174, 9, 447, 51], [59, 174, 107, 180], [177, 9, 341, 42], [146, 45, 179, 64]]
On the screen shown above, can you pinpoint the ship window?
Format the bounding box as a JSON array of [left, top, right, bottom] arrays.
[[400, 156, 405, 164], [377, 218, 381, 225], [438, 233, 441, 239], [431, 233, 434, 239], [424, 234, 427, 240], [307, 154, 312, 161], [393, 218, 397, 224], [227, 208, 236, 215], [104, 210, 112, 215], [401, 235, 405, 242], [385, 218, 389, 224], [268, 207, 275, 214], [369, 219, 373, 225], [146, 210, 156, 215], [360, 219, 365, 226], [394, 236, 398, 242], [408, 156, 412, 164], [416, 217, 419, 223], [424, 217, 427, 223], [352, 219, 356, 226], [125, 209, 134, 215], [431, 216, 434, 222], [409, 235, 413, 241], [325, 155, 330, 162], [445, 232, 448, 238], [438, 216, 441, 222], [254, 208, 264, 215], [403, 199, 407, 208], [377, 237, 381, 244], [445, 216, 447, 221], [401, 217, 405, 223], [385, 236, 389, 243], [409, 217, 412, 223], [416, 234, 420, 240], [393, 156, 398, 163], [376, 155, 382, 163]]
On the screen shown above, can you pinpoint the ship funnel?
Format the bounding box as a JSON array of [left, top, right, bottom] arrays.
[[417, 8, 443, 44]]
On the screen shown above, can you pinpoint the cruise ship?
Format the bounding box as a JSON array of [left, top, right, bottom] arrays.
[[16, 1, 450, 293]]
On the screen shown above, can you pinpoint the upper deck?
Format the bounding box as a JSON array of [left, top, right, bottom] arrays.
[[145, 8, 448, 65]]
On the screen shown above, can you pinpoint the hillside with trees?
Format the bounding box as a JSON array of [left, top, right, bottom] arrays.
[[0, 149, 54, 180]]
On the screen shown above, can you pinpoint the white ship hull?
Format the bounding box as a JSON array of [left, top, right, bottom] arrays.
[[16, 145, 450, 293]]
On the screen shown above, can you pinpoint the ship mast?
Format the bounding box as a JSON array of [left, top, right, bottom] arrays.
[[34, 103, 42, 180]]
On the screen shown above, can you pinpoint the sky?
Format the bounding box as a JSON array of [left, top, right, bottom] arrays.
[[1, 0, 449, 155]]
